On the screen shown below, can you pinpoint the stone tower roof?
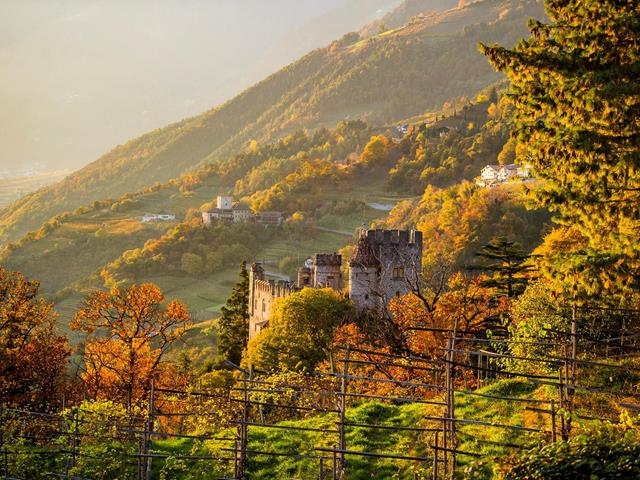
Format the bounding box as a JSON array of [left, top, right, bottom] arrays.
[[349, 234, 379, 267]]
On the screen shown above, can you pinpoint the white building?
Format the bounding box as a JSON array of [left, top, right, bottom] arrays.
[[202, 196, 264, 226], [517, 164, 532, 179], [479, 163, 534, 187], [202, 209, 233, 225], [481, 165, 501, 182], [216, 196, 233, 210], [498, 164, 518, 182], [256, 211, 283, 226], [232, 203, 253, 223], [141, 214, 176, 223]]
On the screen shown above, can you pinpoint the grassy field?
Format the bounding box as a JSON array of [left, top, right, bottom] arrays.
[[3, 217, 171, 296], [144, 379, 570, 480]]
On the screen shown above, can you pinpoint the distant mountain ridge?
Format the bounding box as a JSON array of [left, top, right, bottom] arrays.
[[0, 0, 544, 242], [361, 0, 460, 35]]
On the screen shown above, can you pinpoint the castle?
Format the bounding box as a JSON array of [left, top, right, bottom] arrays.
[[248, 228, 423, 340]]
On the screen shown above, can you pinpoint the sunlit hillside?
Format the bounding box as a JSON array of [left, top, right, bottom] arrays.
[[1, 90, 549, 328], [0, 0, 543, 243]]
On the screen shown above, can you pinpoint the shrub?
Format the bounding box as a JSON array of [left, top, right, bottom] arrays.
[[246, 288, 351, 372], [181, 252, 204, 275], [496, 417, 640, 480]]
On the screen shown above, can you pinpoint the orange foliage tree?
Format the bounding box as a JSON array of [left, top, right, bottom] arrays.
[[328, 274, 511, 397], [0, 267, 70, 409], [71, 283, 190, 408]]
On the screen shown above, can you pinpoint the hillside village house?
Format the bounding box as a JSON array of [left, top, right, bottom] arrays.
[[480, 163, 532, 186], [255, 211, 284, 226], [516, 164, 532, 178], [233, 204, 253, 223], [497, 164, 518, 182], [202, 196, 282, 226], [481, 165, 501, 182]]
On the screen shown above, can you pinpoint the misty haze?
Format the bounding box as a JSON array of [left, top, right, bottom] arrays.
[[2, 0, 638, 478], [1, 0, 396, 175]]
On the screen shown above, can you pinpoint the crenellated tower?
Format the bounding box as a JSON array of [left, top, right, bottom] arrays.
[[348, 227, 422, 312], [311, 253, 342, 290]]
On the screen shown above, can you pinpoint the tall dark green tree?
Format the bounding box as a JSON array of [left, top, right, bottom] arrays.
[[481, 0, 640, 297], [469, 237, 533, 298], [217, 261, 250, 365]]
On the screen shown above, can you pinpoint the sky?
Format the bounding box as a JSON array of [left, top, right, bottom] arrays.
[[0, 0, 397, 175]]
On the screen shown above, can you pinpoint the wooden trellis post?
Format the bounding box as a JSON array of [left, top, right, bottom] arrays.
[[145, 379, 155, 480], [432, 431, 439, 480], [235, 366, 251, 480], [338, 346, 350, 480], [551, 399, 557, 443], [0, 401, 7, 479]]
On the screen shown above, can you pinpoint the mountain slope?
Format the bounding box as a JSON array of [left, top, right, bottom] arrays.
[[1, 91, 551, 324], [0, 0, 544, 242], [1, 0, 399, 175]]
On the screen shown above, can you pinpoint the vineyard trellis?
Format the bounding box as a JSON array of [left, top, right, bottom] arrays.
[[2, 306, 640, 479]]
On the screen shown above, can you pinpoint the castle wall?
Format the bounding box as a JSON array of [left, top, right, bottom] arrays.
[[297, 267, 312, 288], [248, 230, 422, 339], [348, 266, 379, 310], [248, 265, 300, 340]]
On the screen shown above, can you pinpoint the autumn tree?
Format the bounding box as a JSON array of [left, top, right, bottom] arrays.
[[181, 252, 204, 275], [360, 135, 392, 168], [481, 0, 640, 296], [329, 275, 510, 396], [0, 267, 70, 408], [217, 261, 250, 365], [71, 283, 190, 408], [247, 288, 351, 372]]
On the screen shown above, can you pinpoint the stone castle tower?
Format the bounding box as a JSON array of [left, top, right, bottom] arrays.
[[349, 228, 423, 311], [297, 253, 342, 290], [248, 229, 422, 340]]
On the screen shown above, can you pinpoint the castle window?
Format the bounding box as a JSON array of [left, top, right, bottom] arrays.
[[261, 299, 266, 313], [392, 266, 405, 279], [365, 294, 369, 300]]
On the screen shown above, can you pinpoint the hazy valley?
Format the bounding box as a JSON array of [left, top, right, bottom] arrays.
[[2, 0, 639, 478]]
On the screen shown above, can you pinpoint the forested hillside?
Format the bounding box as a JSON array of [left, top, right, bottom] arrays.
[[0, 0, 543, 242], [1, 91, 548, 324]]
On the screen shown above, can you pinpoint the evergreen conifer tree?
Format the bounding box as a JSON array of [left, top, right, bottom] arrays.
[[218, 261, 250, 364], [481, 0, 640, 296], [469, 237, 532, 298]]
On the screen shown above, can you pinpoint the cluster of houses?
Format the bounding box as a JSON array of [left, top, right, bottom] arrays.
[[202, 196, 283, 227], [477, 163, 532, 187]]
